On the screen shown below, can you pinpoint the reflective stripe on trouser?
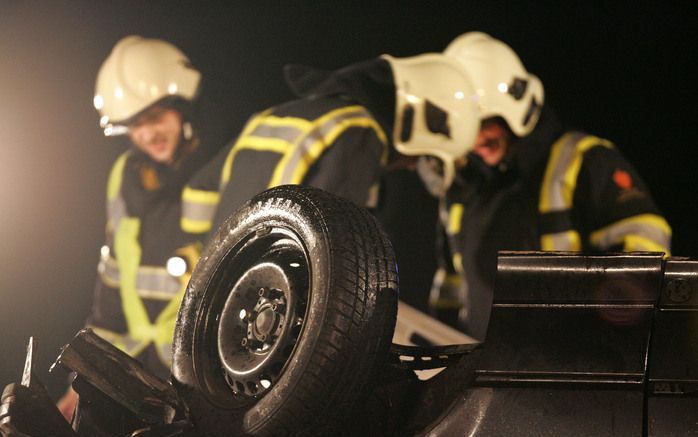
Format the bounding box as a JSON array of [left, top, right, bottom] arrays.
[[430, 200, 468, 310], [181, 186, 220, 234], [112, 217, 190, 367], [590, 213, 671, 254], [539, 132, 613, 250], [99, 255, 182, 300], [106, 152, 130, 233]]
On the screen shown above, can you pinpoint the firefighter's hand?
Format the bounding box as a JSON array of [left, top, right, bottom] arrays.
[[56, 387, 78, 422]]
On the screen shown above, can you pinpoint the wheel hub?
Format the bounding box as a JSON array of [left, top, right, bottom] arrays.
[[216, 252, 307, 397], [244, 288, 285, 345]]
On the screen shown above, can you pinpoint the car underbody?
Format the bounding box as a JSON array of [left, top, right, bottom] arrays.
[[2, 186, 696, 436]]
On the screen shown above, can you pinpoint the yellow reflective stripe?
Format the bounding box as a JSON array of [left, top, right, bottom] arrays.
[[269, 107, 363, 187], [452, 252, 464, 273], [539, 133, 613, 213], [181, 217, 213, 234], [181, 187, 219, 234], [114, 217, 152, 342], [154, 279, 187, 345], [590, 214, 671, 254], [176, 243, 201, 269], [107, 152, 129, 202], [271, 106, 387, 186], [154, 244, 200, 350], [540, 230, 582, 251], [287, 117, 387, 184], [538, 133, 570, 212], [623, 235, 671, 255], [448, 203, 464, 235], [106, 152, 130, 233], [257, 114, 313, 131], [103, 221, 199, 367], [182, 186, 220, 205], [238, 136, 293, 153], [219, 136, 290, 193], [221, 109, 274, 187]]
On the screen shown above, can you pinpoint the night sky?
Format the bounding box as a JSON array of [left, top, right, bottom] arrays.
[[1, 1, 695, 396]]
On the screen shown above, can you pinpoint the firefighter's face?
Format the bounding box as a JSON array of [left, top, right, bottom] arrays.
[[127, 106, 182, 165], [472, 119, 511, 166]]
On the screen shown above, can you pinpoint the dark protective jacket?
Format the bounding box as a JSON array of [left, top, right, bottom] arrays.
[[434, 107, 672, 341], [88, 141, 218, 379], [181, 59, 394, 235]]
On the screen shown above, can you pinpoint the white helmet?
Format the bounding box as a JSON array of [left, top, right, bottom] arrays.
[[444, 32, 544, 137], [383, 53, 480, 193], [93, 36, 201, 135]]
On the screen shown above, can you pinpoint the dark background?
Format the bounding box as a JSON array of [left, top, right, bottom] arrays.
[[1, 1, 695, 397]]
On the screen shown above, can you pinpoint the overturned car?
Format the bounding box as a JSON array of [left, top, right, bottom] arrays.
[[1, 186, 697, 436]]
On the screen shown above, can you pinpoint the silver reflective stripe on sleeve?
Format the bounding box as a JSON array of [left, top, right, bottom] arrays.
[[590, 214, 671, 253], [182, 200, 217, 222], [276, 107, 379, 184], [539, 132, 614, 213], [250, 123, 305, 143], [181, 187, 220, 234], [540, 132, 587, 212]]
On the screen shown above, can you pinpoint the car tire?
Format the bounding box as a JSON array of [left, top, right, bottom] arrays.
[[172, 185, 398, 436]]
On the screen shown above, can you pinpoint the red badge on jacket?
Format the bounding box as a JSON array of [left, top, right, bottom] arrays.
[[613, 169, 633, 190]]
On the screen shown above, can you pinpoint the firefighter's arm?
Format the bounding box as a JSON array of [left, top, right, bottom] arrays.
[[181, 143, 230, 235], [574, 146, 671, 254]]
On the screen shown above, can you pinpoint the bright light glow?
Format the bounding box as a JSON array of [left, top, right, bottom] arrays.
[[114, 87, 124, 99], [103, 124, 129, 137], [100, 245, 110, 259], [93, 95, 104, 110], [497, 82, 508, 93], [406, 94, 420, 104], [99, 115, 109, 128], [166, 256, 187, 277], [260, 379, 271, 389], [167, 82, 178, 94], [239, 309, 247, 320], [454, 91, 465, 100], [289, 262, 300, 268]]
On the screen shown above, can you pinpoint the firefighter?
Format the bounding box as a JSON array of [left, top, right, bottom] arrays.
[[427, 32, 672, 340], [182, 53, 482, 237], [58, 36, 224, 419]]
